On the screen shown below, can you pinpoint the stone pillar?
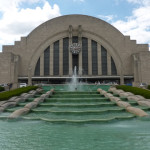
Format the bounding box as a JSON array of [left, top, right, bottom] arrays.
[[88, 39, 92, 75], [50, 44, 53, 76], [107, 53, 111, 75], [132, 54, 140, 86], [12, 55, 20, 89], [120, 75, 124, 85], [59, 39, 63, 76], [69, 42, 72, 75], [78, 25, 82, 76], [120, 67, 124, 85], [97, 44, 102, 75], [137, 61, 141, 83], [28, 66, 32, 86], [79, 51, 82, 75], [69, 25, 73, 76], [40, 53, 44, 76]]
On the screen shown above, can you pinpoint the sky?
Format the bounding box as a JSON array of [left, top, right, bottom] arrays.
[[0, 0, 150, 52]]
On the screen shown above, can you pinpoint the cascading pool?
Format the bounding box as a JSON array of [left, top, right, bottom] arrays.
[[1, 85, 150, 150], [21, 90, 134, 122]]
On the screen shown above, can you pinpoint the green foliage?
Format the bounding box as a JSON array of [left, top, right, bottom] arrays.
[[0, 86, 5, 92], [0, 86, 38, 101], [148, 85, 150, 90], [116, 85, 150, 99]]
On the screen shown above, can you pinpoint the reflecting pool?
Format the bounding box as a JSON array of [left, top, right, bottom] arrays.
[[1, 119, 150, 150]]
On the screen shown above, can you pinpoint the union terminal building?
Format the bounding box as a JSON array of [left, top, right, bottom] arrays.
[[0, 15, 150, 88]]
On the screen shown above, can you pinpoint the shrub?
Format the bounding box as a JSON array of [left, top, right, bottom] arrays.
[[0, 86, 38, 101], [116, 85, 150, 99], [148, 85, 150, 90], [0, 86, 5, 92]]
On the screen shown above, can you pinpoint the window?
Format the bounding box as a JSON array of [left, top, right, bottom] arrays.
[[44, 46, 50, 76], [72, 36, 78, 43], [72, 36, 79, 73], [63, 37, 69, 75], [72, 55, 79, 73], [92, 40, 98, 75], [82, 37, 88, 75], [111, 57, 117, 75], [101, 46, 107, 75], [34, 58, 40, 76], [53, 41, 59, 75]]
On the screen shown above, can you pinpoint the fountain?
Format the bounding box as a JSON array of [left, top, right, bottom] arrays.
[[67, 66, 93, 91], [68, 66, 79, 91]]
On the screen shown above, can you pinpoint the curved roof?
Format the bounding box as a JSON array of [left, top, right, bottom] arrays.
[[27, 14, 123, 38]]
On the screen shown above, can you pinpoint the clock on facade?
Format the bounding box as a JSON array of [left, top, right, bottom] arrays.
[[70, 43, 81, 55]]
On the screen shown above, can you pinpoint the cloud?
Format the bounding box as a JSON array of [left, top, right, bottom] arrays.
[[127, 0, 150, 5], [0, 0, 61, 51], [0, 0, 45, 12], [112, 1, 150, 49], [98, 15, 116, 22]]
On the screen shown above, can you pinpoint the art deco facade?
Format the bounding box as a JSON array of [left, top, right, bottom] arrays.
[[0, 15, 150, 88]]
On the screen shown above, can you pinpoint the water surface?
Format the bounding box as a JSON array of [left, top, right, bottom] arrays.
[[0, 119, 150, 150]]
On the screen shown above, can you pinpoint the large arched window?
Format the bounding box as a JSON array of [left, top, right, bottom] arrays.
[[101, 46, 107, 75], [111, 57, 117, 75], [34, 37, 117, 77], [34, 58, 40, 76], [92, 40, 98, 75], [63, 37, 69, 75], [44, 46, 50, 76], [72, 36, 79, 72], [53, 40, 59, 75], [82, 37, 88, 75]]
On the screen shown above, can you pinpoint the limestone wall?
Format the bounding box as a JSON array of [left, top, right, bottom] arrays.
[[0, 53, 12, 84], [139, 52, 150, 84]]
